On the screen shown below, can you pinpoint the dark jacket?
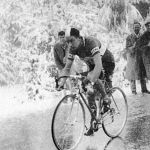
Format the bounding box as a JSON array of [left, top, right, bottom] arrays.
[[135, 31, 150, 79], [125, 33, 141, 80], [53, 41, 67, 70]]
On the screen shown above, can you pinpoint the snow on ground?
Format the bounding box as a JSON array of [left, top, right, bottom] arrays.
[[0, 84, 65, 120], [0, 82, 149, 150], [0, 81, 149, 120]]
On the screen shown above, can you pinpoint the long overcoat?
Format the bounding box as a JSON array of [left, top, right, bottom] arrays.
[[125, 33, 140, 80], [135, 31, 150, 80]]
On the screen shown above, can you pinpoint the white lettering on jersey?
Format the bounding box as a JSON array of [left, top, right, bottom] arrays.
[[91, 47, 100, 55]]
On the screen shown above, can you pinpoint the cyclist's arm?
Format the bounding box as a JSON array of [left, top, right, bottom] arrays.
[[87, 52, 102, 83], [87, 40, 103, 83], [61, 56, 74, 76]]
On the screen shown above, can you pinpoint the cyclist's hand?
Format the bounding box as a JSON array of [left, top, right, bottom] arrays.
[[57, 77, 66, 91], [85, 82, 94, 94], [82, 78, 94, 94]]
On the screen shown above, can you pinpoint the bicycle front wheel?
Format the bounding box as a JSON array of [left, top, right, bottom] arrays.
[[102, 87, 128, 137], [51, 94, 85, 150]]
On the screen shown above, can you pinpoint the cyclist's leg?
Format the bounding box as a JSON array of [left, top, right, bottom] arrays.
[[103, 62, 115, 88], [94, 79, 111, 105], [87, 92, 97, 122], [94, 79, 112, 115], [85, 79, 111, 136], [84, 91, 96, 136]]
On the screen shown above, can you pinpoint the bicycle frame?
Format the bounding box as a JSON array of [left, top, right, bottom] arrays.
[[52, 74, 128, 149], [79, 92, 99, 123], [57, 75, 111, 127], [74, 77, 105, 126]]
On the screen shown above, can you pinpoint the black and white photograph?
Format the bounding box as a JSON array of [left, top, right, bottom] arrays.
[[0, 0, 150, 150]]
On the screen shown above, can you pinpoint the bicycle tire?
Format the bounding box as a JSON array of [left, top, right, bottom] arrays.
[[102, 87, 128, 137], [51, 94, 85, 150]]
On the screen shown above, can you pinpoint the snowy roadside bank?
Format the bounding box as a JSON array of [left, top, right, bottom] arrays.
[[0, 82, 149, 120], [0, 83, 150, 150], [0, 84, 63, 150], [0, 84, 64, 120]]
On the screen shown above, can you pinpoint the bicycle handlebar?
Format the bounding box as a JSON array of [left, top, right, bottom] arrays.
[[56, 69, 106, 91], [57, 74, 86, 82]]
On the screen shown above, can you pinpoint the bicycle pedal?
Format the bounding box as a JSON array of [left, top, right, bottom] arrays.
[[92, 122, 99, 132]]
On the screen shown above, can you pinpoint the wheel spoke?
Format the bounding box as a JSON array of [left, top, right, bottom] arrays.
[[51, 95, 85, 150], [102, 87, 128, 137]]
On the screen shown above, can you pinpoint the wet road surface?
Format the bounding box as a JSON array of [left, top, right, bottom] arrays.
[[0, 86, 150, 150]]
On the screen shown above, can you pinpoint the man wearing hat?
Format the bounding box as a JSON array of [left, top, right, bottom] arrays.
[[125, 21, 146, 94], [134, 18, 150, 94], [58, 28, 112, 136]]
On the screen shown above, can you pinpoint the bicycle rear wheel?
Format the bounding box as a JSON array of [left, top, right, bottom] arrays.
[[102, 87, 128, 137], [51, 94, 85, 150]]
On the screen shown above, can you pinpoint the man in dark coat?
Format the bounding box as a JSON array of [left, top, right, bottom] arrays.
[[135, 19, 150, 94], [53, 31, 67, 71], [125, 22, 142, 94], [53, 31, 72, 95]]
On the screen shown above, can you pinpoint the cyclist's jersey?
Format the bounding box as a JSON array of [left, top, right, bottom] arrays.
[[67, 37, 115, 71], [68, 37, 101, 61]]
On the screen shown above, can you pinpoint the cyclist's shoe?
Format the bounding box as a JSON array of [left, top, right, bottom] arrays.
[[84, 127, 94, 136], [84, 121, 98, 136]]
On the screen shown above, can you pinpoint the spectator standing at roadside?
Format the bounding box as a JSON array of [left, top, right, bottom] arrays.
[[125, 21, 144, 94], [134, 19, 150, 94], [53, 31, 72, 95], [53, 31, 68, 72]]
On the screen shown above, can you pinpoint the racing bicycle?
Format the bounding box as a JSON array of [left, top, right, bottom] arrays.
[[51, 72, 128, 150]]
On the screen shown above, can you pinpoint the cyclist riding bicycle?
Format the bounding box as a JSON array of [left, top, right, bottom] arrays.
[[58, 28, 112, 136]]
